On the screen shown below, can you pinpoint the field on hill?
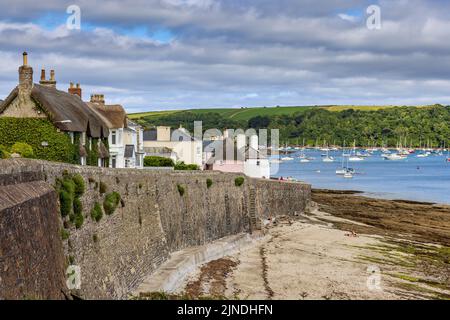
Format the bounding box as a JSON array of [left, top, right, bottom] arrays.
[[128, 105, 425, 122]]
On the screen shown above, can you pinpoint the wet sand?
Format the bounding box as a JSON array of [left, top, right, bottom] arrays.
[[137, 191, 450, 300]]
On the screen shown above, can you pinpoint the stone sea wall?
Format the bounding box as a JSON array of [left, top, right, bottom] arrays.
[[0, 159, 310, 299]]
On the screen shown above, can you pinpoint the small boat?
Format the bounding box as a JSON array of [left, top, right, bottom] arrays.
[[281, 157, 294, 161], [349, 141, 364, 161], [344, 172, 353, 179], [416, 152, 430, 158], [300, 158, 310, 163], [322, 156, 334, 162], [383, 154, 407, 161]]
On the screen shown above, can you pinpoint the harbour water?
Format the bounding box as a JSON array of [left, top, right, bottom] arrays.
[[271, 150, 450, 204]]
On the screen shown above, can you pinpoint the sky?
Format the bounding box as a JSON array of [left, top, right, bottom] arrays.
[[1, 0, 450, 112]]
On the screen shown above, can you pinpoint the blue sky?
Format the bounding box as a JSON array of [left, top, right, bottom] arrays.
[[1, 0, 450, 112]]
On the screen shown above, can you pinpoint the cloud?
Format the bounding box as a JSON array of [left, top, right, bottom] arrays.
[[0, 0, 450, 111]]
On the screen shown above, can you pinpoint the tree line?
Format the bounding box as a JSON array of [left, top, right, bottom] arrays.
[[136, 105, 450, 147]]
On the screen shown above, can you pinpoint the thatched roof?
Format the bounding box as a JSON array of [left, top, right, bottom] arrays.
[[87, 102, 127, 129], [0, 85, 110, 138]]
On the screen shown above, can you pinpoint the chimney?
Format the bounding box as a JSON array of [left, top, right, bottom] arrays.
[[18, 52, 33, 97], [39, 68, 56, 88], [90, 94, 105, 105], [68, 82, 82, 99]]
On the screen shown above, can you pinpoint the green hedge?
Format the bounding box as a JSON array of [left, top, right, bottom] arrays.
[[144, 156, 175, 167], [174, 162, 199, 171], [0, 118, 76, 163]]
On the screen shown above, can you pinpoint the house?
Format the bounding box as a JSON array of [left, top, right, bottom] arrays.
[[0, 52, 110, 166], [143, 126, 203, 167], [123, 119, 145, 168], [86, 94, 126, 168], [203, 132, 270, 179]]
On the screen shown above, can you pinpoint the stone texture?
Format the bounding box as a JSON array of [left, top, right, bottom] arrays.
[[0, 159, 311, 299]]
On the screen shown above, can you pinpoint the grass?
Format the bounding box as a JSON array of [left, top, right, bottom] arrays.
[[128, 105, 432, 123], [128, 106, 316, 122]]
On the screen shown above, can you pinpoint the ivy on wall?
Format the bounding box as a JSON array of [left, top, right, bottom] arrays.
[[0, 118, 76, 163], [87, 138, 99, 166], [0, 118, 109, 166]]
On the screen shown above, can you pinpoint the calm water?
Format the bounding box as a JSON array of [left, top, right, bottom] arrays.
[[271, 150, 450, 204]]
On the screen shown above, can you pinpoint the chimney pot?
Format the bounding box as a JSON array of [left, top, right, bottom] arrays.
[[50, 70, 55, 81], [23, 52, 28, 66], [40, 69, 46, 81], [68, 82, 82, 99]]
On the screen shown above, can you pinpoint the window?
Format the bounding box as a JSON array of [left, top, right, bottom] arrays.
[[81, 132, 86, 146], [111, 131, 117, 145], [111, 156, 117, 168], [179, 136, 184, 142]]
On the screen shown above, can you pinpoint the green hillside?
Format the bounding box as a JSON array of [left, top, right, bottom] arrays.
[[128, 105, 423, 122], [129, 104, 449, 147]]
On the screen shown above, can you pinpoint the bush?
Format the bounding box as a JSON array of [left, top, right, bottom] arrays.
[[99, 181, 107, 194], [206, 179, 213, 189], [61, 229, 70, 240], [73, 197, 82, 216], [74, 213, 84, 229], [174, 162, 199, 171], [177, 184, 185, 196], [103, 192, 121, 215], [0, 145, 10, 159], [235, 177, 245, 187], [90, 203, 103, 222], [72, 174, 85, 197], [10, 142, 34, 158], [59, 190, 73, 217], [144, 156, 175, 167]]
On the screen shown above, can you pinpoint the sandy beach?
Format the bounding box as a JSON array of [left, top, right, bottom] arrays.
[[138, 190, 450, 300]]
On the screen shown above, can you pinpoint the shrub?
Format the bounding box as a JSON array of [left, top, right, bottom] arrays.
[[73, 197, 82, 216], [177, 184, 185, 196], [144, 156, 175, 167], [61, 229, 70, 240], [74, 213, 84, 229], [72, 174, 85, 197], [206, 179, 213, 189], [10, 142, 34, 158], [59, 190, 73, 217], [235, 177, 245, 187], [0, 145, 10, 159], [174, 162, 199, 171], [90, 203, 103, 222], [61, 179, 75, 196], [99, 181, 107, 194], [103, 192, 121, 215]]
